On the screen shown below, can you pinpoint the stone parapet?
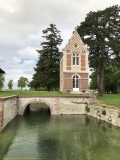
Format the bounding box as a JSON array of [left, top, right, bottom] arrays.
[[0, 95, 120, 131], [17, 96, 89, 115], [0, 99, 4, 130], [0, 96, 18, 131], [86, 105, 120, 127]]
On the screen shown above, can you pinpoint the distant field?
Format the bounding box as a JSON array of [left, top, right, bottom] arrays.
[[96, 93, 120, 108], [0, 90, 82, 97]]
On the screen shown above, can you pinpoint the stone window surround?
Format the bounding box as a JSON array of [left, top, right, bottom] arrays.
[[73, 75, 79, 88], [72, 53, 79, 65]]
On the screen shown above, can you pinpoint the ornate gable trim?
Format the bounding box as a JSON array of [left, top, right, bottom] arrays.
[[63, 30, 88, 53]]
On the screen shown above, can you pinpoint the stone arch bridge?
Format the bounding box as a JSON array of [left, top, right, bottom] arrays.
[[0, 95, 94, 131]]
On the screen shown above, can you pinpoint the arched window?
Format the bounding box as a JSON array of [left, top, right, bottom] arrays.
[[73, 75, 79, 88]]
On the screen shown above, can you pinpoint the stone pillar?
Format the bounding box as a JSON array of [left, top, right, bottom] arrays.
[[0, 99, 3, 130]]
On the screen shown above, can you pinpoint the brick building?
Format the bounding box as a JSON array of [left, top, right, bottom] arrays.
[[60, 30, 89, 93]]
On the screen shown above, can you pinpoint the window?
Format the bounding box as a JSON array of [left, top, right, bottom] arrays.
[[73, 75, 79, 88], [73, 54, 79, 65], [74, 43, 77, 48]]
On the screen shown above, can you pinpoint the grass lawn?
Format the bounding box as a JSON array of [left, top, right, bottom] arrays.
[[0, 90, 82, 97], [96, 93, 120, 108]]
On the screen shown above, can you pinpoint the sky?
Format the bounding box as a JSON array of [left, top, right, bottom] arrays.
[[0, 0, 120, 89]]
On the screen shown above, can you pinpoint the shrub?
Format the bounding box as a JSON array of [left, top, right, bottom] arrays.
[[85, 102, 90, 112], [102, 110, 106, 115]]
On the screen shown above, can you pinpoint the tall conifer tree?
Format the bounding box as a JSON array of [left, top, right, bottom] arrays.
[[30, 24, 63, 91]]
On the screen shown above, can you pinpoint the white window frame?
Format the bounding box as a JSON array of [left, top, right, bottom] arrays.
[[73, 75, 79, 91], [73, 54, 79, 65]]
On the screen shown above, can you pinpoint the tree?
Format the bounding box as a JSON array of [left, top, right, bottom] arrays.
[[90, 62, 120, 93], [104, 62, 120, 93], [0, 74, 5, 90], [18, 77, 29, 90], [28, 79, 41, 91], [89, 72, 97, 90], [8, 80, 13, 90], [77, 5, 120, 96], [29, 24, 63, 91]]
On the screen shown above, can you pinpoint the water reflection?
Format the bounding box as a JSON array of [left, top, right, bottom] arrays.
[[0, 117, 18, 159], [0, 104, 120, 160]]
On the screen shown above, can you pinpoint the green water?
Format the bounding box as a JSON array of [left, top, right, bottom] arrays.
[[0, 110, 120, 160]]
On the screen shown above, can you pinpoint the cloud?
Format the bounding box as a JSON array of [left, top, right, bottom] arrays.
[[18, 47, 38, 59], [1, 0, 120, 89], [0, 0, 18, 13], [13, 57, 21, 63], [23, 59, 36, 66]]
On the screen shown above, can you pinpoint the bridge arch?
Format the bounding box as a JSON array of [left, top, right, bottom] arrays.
[[23, 98, 52, 114]]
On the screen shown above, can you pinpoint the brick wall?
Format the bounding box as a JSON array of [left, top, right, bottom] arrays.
[[62, 73, 89, 93], [80, 73, 88, 79], [66, 54, 71, 70], [64, 73, 73, 78], [80, 79, 89, 92], [63, 73, 72, 92], [81, 55, 86, 70]]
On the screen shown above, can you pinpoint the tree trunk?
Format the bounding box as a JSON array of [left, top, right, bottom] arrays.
[[112, 82, 118, 94], [97, 63, 104, 96], [47, 85, 51, 92]]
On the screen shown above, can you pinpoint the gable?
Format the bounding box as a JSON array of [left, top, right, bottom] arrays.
[[63, 30, 88, 53]]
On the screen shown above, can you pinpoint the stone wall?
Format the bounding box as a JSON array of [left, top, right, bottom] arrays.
[[1, 95, 120, 131], [86, 105, 120, 127], [0, 96, 18, 130], [0, 99, 3, 129], [0, 96, 91, 131], [59, 98, 86, 115], [18, 97, 90, 115]]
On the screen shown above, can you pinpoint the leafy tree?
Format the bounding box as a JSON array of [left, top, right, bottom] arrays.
[[104, 62, 120, 93], [28, 80, 41, 91], [0, 74, 5, 90], [89, 72, 97, 90], [29, 24, 63, 91], [90, 62, 120, 93], [77, 5, 120, 96], [8, 80, 13, 90], [18, 77, 29, 90]]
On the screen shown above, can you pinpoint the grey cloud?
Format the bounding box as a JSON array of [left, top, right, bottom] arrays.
[[0, 0, 120, 89]]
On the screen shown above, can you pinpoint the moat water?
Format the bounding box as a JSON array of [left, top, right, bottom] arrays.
[[0, 106, 120, 160]]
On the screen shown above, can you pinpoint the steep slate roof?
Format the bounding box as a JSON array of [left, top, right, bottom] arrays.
[[0, 68, 5, 73]]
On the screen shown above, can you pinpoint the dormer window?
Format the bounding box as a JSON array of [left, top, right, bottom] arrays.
[[73, 54, 79, 65]]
